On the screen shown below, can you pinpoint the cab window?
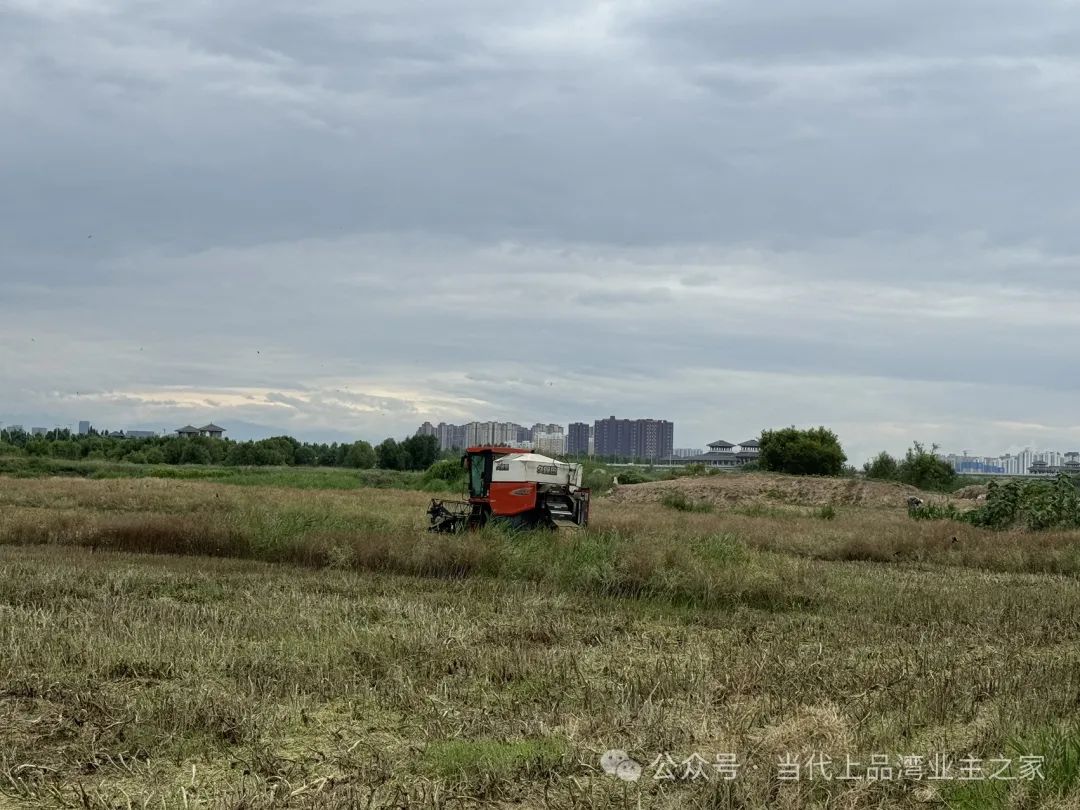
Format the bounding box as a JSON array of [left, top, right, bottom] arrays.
[[468, 453, 487, 497]]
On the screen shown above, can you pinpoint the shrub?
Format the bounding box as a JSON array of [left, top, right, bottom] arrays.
[[909, 474, 1080, 530], [613, 468, 649, 485], [424, 458, 465, 483], [661, 491, 713, 513], [864, 452, 899, 480], [963, 475, 1080, 531], [585, 469, 613, 493], [897, 442, 957, 492]]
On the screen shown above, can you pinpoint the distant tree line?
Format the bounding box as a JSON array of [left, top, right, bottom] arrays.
[[0, 424, 970, 488], [0, 428, 444, 471]]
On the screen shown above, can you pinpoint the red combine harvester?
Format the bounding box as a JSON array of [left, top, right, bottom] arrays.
[[427, 446, 590, 532]]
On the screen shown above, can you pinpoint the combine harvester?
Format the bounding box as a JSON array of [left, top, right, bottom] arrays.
[[427, 445, 590, 532]]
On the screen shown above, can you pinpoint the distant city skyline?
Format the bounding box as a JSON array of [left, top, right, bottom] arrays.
[[938, 447, 1080, 476], [417, 416, 675, 460]]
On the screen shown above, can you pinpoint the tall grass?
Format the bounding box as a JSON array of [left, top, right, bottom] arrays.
[[0, 455, 458, 492], [0, 505, 817, 611]]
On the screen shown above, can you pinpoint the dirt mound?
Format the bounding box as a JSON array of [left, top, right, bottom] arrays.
[[953, 484, 990, 500], [606, 473, 941, 509]]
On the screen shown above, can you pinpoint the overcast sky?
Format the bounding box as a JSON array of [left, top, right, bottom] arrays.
[[3, 0, 1080, 462]]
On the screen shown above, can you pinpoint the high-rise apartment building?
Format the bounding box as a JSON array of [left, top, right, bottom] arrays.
[[533, 432, 567, 456], [635, 419, 674, 460], [593, 416, 630, 459], [567, 422, 590, 456], [593, 416, 674, 460], [418, 421, 530, 451]]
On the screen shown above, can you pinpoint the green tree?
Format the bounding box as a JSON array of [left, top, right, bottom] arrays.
[[864, 451, 900, 480], [400, 434, 439, 470], [759, 426, 847, 476], [252, 437, 296, 465], [897, 442, 957, 492], [225, 442, 259, 466], [375, 438, 404, 470], [179, 441, 211, 465], [344, 440, 377, 469], [161, 439, 184, 464]]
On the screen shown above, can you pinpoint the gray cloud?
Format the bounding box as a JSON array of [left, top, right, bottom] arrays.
[[3, 0, 1080, 462]]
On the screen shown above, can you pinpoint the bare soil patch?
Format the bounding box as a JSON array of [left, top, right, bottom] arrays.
[[607, 472, 953, 509]]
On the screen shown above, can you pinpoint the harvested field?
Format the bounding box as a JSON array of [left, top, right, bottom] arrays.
[[2, 469, 1080, 808]]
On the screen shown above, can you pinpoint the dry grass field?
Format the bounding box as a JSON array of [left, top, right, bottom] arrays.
[[2, 472, 1080, 808]]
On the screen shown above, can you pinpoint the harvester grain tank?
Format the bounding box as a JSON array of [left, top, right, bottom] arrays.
[[427, 445, 590, 532]]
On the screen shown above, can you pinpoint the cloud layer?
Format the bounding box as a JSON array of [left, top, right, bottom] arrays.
[[3, 0, 1080, 461]]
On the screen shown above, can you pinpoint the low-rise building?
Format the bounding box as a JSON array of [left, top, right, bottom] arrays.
[[1029, 451, 1080, 474], [176, 424, 226, 439], [662, 438, 760, 468]]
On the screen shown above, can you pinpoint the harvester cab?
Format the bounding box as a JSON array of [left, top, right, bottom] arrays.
[[427, 446, 590, 533]]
